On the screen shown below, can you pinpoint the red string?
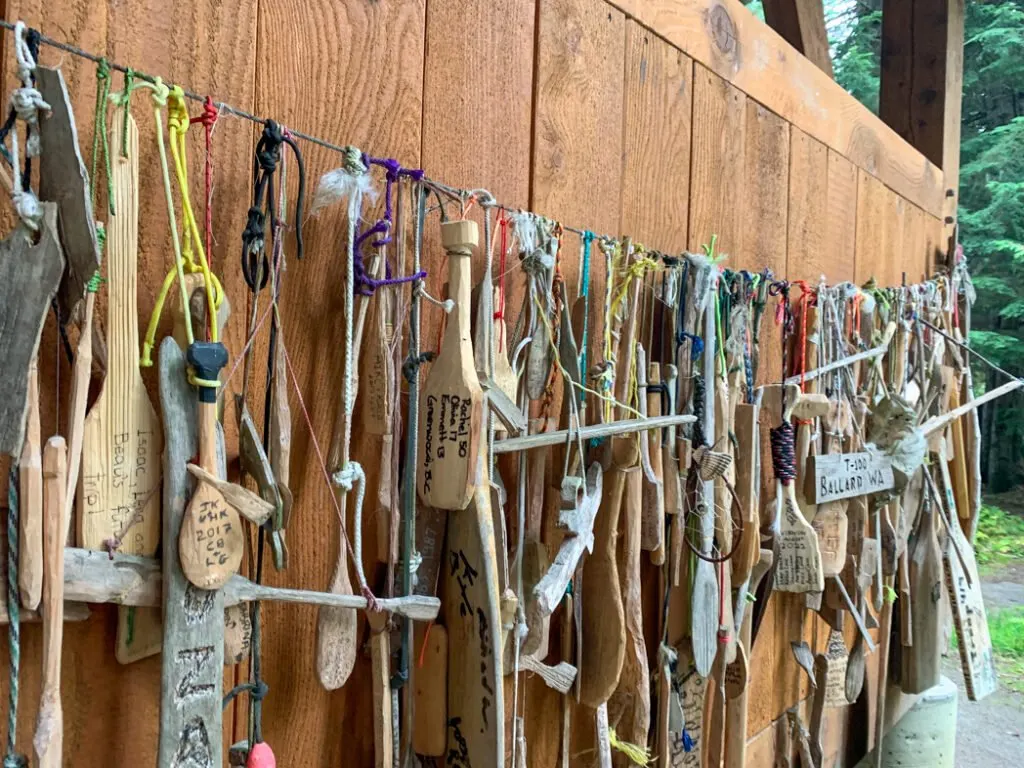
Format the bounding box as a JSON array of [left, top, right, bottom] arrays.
[[790, 280, 815, 391], [496, 212, 508, 352], [190, 96, 218, 265]]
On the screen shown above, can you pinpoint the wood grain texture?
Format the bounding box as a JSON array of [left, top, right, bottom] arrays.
[[854, 170, 888, 285], [787, 128, 829, 282], [621, 21, 692, 252], [825, 150, 858, 283], [253, 1, 423, 763], [608, 0, 945, 216], [688, 65, 746, 256]]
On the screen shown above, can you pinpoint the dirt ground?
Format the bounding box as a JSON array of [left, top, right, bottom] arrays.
[[950, 572, 1024, 767]]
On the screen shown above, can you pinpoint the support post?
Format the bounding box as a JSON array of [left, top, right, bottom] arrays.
[[762, 0, 833, 77]]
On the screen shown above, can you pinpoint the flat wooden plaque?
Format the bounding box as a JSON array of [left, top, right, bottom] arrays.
[[805, 451, 894, 504]]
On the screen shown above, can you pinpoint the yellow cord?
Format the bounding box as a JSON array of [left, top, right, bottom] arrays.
[[138, 85, 225, 366], [608, 727, 653, 766]]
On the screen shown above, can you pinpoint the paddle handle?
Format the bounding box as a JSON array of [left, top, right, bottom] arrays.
[[19, 360, 43, 610], [441, 220, 478, 352], [188, 342, 228, 470], [36, 436, 67, 768]]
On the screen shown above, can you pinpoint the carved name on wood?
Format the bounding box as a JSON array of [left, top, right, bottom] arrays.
[[805, 450, 894, 504]]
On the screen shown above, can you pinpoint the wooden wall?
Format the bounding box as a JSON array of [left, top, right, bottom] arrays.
[[0, 0, 948, 765]]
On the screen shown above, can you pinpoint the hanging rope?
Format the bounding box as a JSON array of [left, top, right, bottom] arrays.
[[4, 468, 27, 768]]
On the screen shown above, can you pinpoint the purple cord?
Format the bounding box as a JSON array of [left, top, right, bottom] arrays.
[[352, 155, 426, 295]]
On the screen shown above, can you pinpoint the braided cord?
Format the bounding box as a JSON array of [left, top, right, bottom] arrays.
[[5, 467, 26, 768]]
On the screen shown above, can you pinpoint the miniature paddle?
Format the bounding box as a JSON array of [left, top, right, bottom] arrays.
[[417, 220, 483, 510], [412, 623, 447, 757], [763, 383, 827, 593], [607, 467, 650, 748], [78, 112, 164, 663], [34, 437, 67, 768], [63, 284, 97, 543], [179, 341, 243, 590], [901, 486, 942, 694]]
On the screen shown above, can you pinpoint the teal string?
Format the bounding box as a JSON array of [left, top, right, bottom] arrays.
[[5, 467, 26, 768], [578, 231, 594, 397]]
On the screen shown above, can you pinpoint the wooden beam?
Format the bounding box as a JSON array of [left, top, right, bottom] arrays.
[[880, 0, 965, 247], [605, 0, 945, 217], [763, 0, 833, 77]]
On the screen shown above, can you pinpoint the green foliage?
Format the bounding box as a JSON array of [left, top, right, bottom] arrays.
[[826, 0, 1024, 484], [974, 504, 1024, 567]]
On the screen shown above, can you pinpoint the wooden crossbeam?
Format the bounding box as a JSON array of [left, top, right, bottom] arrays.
[[763, 0, 833, 77], [62, 548, 441, 621]]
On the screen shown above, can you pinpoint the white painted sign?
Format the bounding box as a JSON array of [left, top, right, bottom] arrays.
[[806, 451, 894, 504]]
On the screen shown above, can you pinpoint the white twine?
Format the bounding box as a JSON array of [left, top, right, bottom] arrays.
[[7, 22, 50, 231]]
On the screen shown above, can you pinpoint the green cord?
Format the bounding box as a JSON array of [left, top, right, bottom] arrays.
[[91, 58, 114, 216], [120, 68, 135, 158]]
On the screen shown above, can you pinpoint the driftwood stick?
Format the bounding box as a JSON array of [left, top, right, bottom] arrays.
[[919, 379, 1021, 436], [61, 548, 441, 620], [783, 343, 888, 387], [34, 437, 67, 768], [492, 414, 695, 454], [186, 464, 275, 526]]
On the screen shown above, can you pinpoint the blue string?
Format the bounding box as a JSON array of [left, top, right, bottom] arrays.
[[578, 231, 594, 398]]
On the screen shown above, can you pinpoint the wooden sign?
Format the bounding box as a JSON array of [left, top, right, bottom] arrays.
[[37, 65, 99, 318], [78, 113, 163, 663], [822, 630, 850, 708], [944, 490, 998, 701], [444, 455, 504, 767], [774, 490, 825, 593], [157, 338, 224, 768], [418, 220, 483, 511], [669, 662, 705, 768], [0, 202, 64, 456], [805, 451, 894, 504], [731, 402, 761, 583]]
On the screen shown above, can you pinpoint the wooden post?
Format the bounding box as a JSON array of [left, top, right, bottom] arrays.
[[763, 0, 833, 77], [879, 0, 965, 259], [157, 338, 224, 768]]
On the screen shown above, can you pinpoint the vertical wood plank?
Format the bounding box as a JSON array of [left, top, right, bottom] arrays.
[[621, 22, 692, 253], [885, 188, 908, 288], [737, 101, 789, 738], [787, 128, 829, 282], [533, 3, 625, 762], [826, 150, 858, 284], [253, 1, 424, 764], [688, 65, 746, 258], [854, 171, 887, 286]]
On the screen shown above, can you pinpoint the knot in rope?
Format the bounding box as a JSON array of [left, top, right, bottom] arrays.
[[468, 188, 496, 208], [11, 190, 42, 232], [769, 421, 797, 484], [166, 85, 190, 133], [148, 76, 169, 108], [257, 120, 283, 172], [402, 351, 435, 384], [242, 206, 266, 256], [341, 145, 367, 175], [222, 679, 269, 709], [13, 22, 38, 84], [10, 86, 49, 124], [332, 461, 364, 492], [190, 96, 219, 128]]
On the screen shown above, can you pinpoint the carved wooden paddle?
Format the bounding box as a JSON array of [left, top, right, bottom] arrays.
[[0, 201, 63, 457], [418, 220, 483, 511], [607, 466, 650, 748], [78, 112, 164, 663], [34, 437, 67, 768], [179, 342, 243, 590]]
